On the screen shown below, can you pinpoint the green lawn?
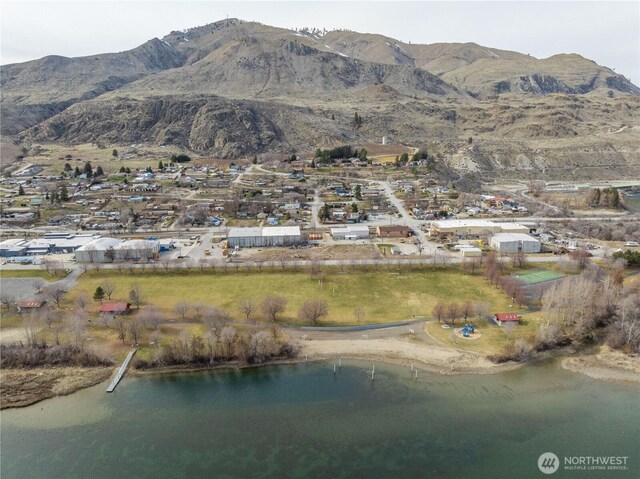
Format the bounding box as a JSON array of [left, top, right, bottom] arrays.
[[71, 269, 514, 326], [0, 269, 66, 281]]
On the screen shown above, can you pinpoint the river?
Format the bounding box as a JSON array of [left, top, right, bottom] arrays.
[[1, 360, 638, 478]]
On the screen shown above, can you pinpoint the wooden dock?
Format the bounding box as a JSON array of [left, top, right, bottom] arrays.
[[106, 349, 137, 393]]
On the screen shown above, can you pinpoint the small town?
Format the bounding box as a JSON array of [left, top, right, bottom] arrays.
[[1, 4, 638, 479]]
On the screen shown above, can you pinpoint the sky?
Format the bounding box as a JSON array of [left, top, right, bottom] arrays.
[[1, 0, 639, 84]]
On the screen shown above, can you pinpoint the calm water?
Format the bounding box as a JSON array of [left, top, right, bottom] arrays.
[[1, 360, 638, 479]]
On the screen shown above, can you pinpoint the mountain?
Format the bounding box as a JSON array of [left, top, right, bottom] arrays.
[[2, 18, 639, 178]]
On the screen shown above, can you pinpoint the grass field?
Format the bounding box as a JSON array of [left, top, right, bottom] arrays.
[[0, 269, 66, 281], [511, 269, 565, 285], [71, 269, 514, 326]]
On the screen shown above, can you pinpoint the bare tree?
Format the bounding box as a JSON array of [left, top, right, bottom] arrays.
[[66, 313, 88, 350], [75, 293, 89, 313], [129, 284, 142, 309], [569, 248, 591, 269], [432, 301, 446, 323], [202, 307, 231, 336], [220, 326, 237, 357], [100, 312, 113, 329], [308, 260, 321, 278], [511, 251, 528, 269], [299, 299, 329, 325], [239, 298, 256, 322], [460, 300, 474, 322], [115, 319, 127, 344], [354, 307, 364, 324], [44, 286, 66, 308], [446, 303, 460, 326], [128, 319, 142, 345], [261, 296, 287, 323], [32, 278, 46, 296], [192, 302, 204, 321], [22, 313, 39, 347], [138, 305, 162, 330], [102, 280, 116, 300], [174, 301, 190, 321], [38, 305, 58, 329]]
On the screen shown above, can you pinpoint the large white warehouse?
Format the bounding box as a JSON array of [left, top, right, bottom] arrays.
[[75, 238, 159, 262], [490, 233, 541, 254], [330, 225, 370, 240], [227, 226, 301, 248]]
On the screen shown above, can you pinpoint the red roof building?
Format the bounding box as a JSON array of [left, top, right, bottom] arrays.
[[17, 300, 46, 310], [494, 313, 520, 326], [99, 302, 131, 314]]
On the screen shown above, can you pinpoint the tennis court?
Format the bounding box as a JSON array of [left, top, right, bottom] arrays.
[[511, 270, 565, 285]]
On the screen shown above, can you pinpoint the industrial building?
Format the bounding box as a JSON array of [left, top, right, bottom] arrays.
[[330, 224, 370, 240], [490, 233, 541, 254], [0, 239, 28, 257], [376, 225, 411, 238], [75, 238, 159, 262], [113, 240, 160, 261], [429, 220, 530, 237], [75, 238, 123, 263], [0, 233, 100, 257], [227, 226, 301, 248]]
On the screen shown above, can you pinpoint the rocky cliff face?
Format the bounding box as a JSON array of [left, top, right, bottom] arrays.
[[3, 18, 639, 178]]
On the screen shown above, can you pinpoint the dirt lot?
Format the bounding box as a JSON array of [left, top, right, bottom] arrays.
[[0, 367, 113, 409], [240, 244, 383, 262]]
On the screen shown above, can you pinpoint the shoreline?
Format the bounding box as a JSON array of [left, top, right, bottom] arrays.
[[561, 346, 640, 384], [0, 366, 114, 410], [3, 342, 637, 410]]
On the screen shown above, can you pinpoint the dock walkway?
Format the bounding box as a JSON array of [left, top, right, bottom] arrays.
[[106, 349, 137, 393]]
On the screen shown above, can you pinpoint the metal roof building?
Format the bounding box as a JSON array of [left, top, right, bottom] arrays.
[[227, 226, 301, 248], [430, 220, 529, 237], [331, 224, 370, 240], [113, 239, 160, 260], [75, 237, 123, 263], [490, 233, 541, 254]]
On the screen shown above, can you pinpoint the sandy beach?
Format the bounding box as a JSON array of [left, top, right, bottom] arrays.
[[562, 346, 640, 384], [300, 337, 521, 375]]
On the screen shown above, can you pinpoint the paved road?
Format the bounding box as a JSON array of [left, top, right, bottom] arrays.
[[377, 180, 436, 255]]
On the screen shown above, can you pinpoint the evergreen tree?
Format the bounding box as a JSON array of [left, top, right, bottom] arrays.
[[74, 166, 81, 177], [119, 166, 126, 173], [399, 152, 409, 163], [331, 113, 335, 120], [18, 185, 25, 195], [93, 286, 105, 303], [320, 203, 330, 221], [252, 156, 258, 165], [112, 149, 118, 158], [359, 149, 368, 162], [125, 167, 131, 174], [310, 159, 316, 168], [59, 185, 69, 202], [83, 161, 93, 178], [95, 166, 105, 177], [351, 202, 358, 213], [467, 137, 473, 144], [354, 184, 362, 200], [158, 161, 164, 170], [64, 163, 72, 172]]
